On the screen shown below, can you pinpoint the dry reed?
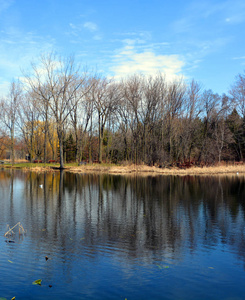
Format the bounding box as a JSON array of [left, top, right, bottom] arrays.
[[4, 222, 26, 238], [68, 163, 245, 176]]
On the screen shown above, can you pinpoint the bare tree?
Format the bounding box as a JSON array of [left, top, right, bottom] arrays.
[[141, 74, 166, 164], [117, 82, 132, 161], [180, 79, 203, 162], [122, 74, 144, 164], [0, 81, 22, 165], [84, 88, 95, 163], [230, 71, 245, 118], [18, 91, 41, 162], [165, 79, 186, 162], [68, 76, 91, 162], [198, 90, 221, 163], [229, 71, 245, 160], [213, 94, 233, 162], [90, 76, 118, 163], [227, 108, 244, 161], [25, 53, 87, 168]]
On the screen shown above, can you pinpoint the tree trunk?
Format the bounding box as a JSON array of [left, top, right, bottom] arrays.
[[44, 127, 47, 164], [99, 127, 103, 163], [59, 139, 64, 168], [11, 127, 15, 166], [98, 116, 103, 164], [43, 109, 48, 164], [89, 114, 93, 163], [30, 119, 34, 162], [75, 129, 78, 163], [58, 127, 64, 169]]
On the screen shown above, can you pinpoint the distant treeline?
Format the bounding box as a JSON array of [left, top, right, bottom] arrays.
[[0, 53, 244, 167]]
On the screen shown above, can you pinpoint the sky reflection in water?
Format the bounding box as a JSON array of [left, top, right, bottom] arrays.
[[0, 170, 245, 300]]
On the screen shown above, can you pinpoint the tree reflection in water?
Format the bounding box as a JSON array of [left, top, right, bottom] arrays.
[[0, 170, 245, 267], [1, 170, 245, 299]]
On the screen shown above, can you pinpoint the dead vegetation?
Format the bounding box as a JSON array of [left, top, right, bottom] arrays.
[[4, 161, 245, 176], [4, 222, 26, 238], [67, 163, 245, 176]]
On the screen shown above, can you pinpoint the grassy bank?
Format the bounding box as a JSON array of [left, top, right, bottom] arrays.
[[2, 161, 245, 176], [3, 162, 61, 172], [68, 163, 245, 176]]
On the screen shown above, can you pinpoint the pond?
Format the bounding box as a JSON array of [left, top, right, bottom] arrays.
[[0, 169, 245, 300]]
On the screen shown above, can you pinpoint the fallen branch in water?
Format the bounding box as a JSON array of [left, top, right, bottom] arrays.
[[4, 222, 26, 237]]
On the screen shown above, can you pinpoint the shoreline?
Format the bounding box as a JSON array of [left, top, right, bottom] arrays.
[[68, 164, 245, 176], [10, 163, 245, 176]]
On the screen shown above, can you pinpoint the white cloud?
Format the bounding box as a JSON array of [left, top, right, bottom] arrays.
[[110, 42, 185, 81], [83, 22, 98, 32]]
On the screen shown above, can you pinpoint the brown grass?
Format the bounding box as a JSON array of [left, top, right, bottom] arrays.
[[4, 159, 29, 163], [68, 163, 245, 176], [23, 166, 55, 172], [5, 162, 245, 176]]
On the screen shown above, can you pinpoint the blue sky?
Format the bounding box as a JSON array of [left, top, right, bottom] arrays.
[[0, 0, 245, 96]]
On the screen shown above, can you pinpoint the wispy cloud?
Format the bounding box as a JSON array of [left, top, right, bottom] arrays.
[[69, 23, 79, 30], [69, 23, 83, 37], [0, 28, 55, 96], [69, 21, 101, 40], [172, 0, 245, 34], [114, 31, 152, 41], [83, 22, 98, 32]]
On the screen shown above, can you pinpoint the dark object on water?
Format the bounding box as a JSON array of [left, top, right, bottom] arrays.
[[45, 256, 49, 261], [5, 240, 15, 243], [49, 285, 52, 288]]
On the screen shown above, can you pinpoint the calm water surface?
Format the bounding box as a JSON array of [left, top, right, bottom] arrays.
[[0, 170, 245, 300]]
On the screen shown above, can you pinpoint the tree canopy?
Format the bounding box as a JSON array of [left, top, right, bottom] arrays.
[[1, 54, 245, 167]]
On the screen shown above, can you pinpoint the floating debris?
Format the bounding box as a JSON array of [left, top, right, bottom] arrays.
[[157, 264, 170, 269], [32, 279, 42, 285]]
